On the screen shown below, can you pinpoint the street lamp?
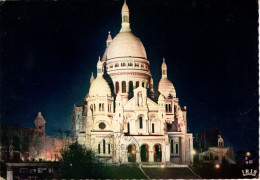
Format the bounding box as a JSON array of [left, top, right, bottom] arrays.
[[215, 164, 220, 169], [246, 152, 251, 156]]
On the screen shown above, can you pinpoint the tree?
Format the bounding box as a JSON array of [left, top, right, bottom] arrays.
[[60, 142, 104, 178]]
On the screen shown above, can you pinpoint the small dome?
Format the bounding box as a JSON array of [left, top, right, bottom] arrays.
[[89, 76, 111, 97], [107, 32, 147, 60], [158, 78, 176, 98]]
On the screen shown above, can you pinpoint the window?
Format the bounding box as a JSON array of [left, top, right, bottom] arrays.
[[94, 104, 96, 111], [141, 64, 144, 68], [30, 169, 36, 174], [108, 104, 111, 112], [98, 144, 101, 154], [121, 63, 126, 67], [123, 15, 129, 23], [171, 140, 174, 154], [127, 123, 130, 133], [38, 168, 43, 173], [142, 82, 145, 87], [99, 103, 102, 111], [103, 140, 106, 154], [115, 82, 119, 93], [136, 81, 139, 88], [99, 122, 106, 130], [115, 63, 119, 67], [176, 144, 179, 154], [135, 63, 139, 67], [139, 117, 143, 129], [20, 168, 28, 173], [48, 168, 53, 173], [166, 104, 172, 113], [163, 70, 166, 75], [129, 81, 133, 98], [109, 65, 113, 68], [102, 103, 104, 111], [128, 62, 133, 66], [122, 81, 126, 93], [152, 123, 155, 133], [108, 144, 111, 154]]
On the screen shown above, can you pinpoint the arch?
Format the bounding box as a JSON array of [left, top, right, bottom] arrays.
[[115, 82, 119, 94], [127, 144, 136, 162], [122, 81, 126, 93], [153, 144, 162, 162], [141, 144, 149, 162]]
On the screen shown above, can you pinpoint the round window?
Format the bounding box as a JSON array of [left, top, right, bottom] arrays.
[[99, 122, 106, 130]]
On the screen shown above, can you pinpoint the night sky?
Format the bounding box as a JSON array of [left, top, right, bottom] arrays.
[[0, 0, 258, 151]]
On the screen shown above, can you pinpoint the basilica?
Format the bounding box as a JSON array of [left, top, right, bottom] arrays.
[[72, 1, 193, 164]]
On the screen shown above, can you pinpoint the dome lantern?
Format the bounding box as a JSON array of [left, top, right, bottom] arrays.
[[90, 72, 95, 84], [120, 0, 131, 32], [162, 58, 167, 78], [106, 31, 113, 47], [97, 56, 103, 76]]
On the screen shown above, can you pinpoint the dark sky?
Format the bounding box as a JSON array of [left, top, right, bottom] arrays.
[[0, 0, 258, 151]]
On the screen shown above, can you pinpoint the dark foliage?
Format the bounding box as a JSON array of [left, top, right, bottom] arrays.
[[60, 142, 104, 178]]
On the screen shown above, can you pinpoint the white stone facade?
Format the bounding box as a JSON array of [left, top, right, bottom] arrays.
[[72, 1, 193, 165]]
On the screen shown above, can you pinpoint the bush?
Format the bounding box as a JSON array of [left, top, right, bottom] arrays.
[[60, 142, 104, 178]]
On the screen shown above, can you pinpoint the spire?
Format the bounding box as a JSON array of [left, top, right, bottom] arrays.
[[106, 31, 113, 47], [120, 0, 131, 32], [161, 58, 167, 78], [90, 72, 95, 84]]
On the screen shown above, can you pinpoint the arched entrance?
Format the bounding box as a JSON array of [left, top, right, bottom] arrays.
[[127, 144, 136, 162], [141, 144, 149, 162], [153, 144, 162, 162]]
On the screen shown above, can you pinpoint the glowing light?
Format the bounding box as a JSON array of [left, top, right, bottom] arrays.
[[70, 163, 73, 167], [246, 152, 251, 156], [215, 164, 220, 169], [161, 164, 165, 168], [131, 150, 136, 154], [191, 150, 196, 155]]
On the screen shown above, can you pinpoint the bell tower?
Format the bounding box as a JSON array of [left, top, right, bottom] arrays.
[[34, 112, 46, 135]]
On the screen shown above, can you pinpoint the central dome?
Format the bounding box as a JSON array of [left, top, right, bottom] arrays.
[[106, 32, 147, 60]]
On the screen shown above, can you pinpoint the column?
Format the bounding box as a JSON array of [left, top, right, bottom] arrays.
[[181, 137, 185, 164], [149, 149, 154, 162], [7, 165, 13, 180]]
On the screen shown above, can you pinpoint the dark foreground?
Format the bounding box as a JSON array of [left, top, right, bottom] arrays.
[[143, 167, 199, 179], [191, 164, 259, 179]]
